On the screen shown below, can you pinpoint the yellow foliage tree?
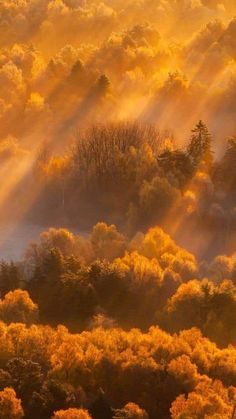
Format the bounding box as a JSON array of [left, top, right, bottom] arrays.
[[52, 408, 92, 419], [114, 402, 149, 418], [0, 387, 24, 419], [0, 290, 38, 325], [91, 222, 126, 261], [170, 380, 235, 419]]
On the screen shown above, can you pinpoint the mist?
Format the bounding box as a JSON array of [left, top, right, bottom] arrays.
[[1, 3, 236, 419]]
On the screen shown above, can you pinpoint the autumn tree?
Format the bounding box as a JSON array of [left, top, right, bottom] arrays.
[[29, 379, 81, 419], [137, 175, 180, 228], [113, 402, 149, 418], [0, 290, 38, 325], [90, 222, 126, 261], [52, 408, 92, 419], [5, 358, 44, 410], [26, 227, 93, 268], [0, 387, 24, 419], [170, 380, 236, 419], [158, 149, 193, 187], [165, 279, 236, 345], [69, 122, 162, 226]]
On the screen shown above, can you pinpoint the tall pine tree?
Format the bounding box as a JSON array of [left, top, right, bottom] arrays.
[[187, 120, 213, 169]]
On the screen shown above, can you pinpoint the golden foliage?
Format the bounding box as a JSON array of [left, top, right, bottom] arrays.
[[0, 290, 38, 325], [52, 408, 92, 419], [0, 387, 24, 419]]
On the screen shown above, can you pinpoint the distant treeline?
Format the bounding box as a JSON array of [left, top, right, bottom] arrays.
[[20, 121, 236, 256]]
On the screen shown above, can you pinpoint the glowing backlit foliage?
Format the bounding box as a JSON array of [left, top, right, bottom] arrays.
[[0, 323, 234, 417], [25, 227, 93, 265], [166, 279, 236, 345], [32, 228, 77, 256], [167, 354, 200, 389], [0, 387, 24, 419], [139, 176, 180, 226], [208, 253, 236, 283], [0, 290, 38, 325], [52, 408, 92, 419], [0, 0, 236, 156], [20, 222, 236, 340], [90, 222, 126, 261], [28, 224, 198, 276], [113, 402, 149, 418], [40, 156, 70, 178], [26, 222, 128, 266], [113, 251, 162, 285], [130, 227, 198, 281], [170, 380, 236, 419]]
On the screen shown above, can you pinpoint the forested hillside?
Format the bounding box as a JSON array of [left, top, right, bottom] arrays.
[[0, 1, 236, 418]]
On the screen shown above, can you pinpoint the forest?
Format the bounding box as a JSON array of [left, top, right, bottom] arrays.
[[0, 121, 235, 418], [0, 1, 236, 418]]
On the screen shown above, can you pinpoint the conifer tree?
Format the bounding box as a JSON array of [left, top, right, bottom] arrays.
[[187, 120, 213, 168]]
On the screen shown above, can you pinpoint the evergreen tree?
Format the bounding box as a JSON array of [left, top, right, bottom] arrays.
[[96, 74, 110, 94], [221, 138, 236, 178], [187, 120, 213, 169], [217, 137, 236, 199]]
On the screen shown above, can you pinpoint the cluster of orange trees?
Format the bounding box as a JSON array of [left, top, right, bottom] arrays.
[[0, 221, 235, 417], [0, 120, 235, 418]]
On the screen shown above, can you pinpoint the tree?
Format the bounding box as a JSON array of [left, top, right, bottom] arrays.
[[137, 176, 180, 228], [91, 223, 126, 261], [158, 149, 193, 187], [28, 247, 97, 326], [170, 380, 235, 419], [29, 379, 80, 419], [58, 269, 97, 327], [90, 389, 113, 419], [27, 228, 76, 262], [0, 262, 20, 298], [187, 120, 213, 169], [113, 402, 149, 418], [88, 260, 130, 324], [41, 157, 70, 213], [0, 387, 24, 419], [165, 279, 236, 346], [216, 137, 236, 199], [28, 248, 64, 322], [0, 290, 38, 325], [52, 408, 92, 419], [96, 74, 110, 94], [70, 60, 84, 80], [70, 121, 161, 225], [167, 355, 199, 391], [6, 358, 44, 408]]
